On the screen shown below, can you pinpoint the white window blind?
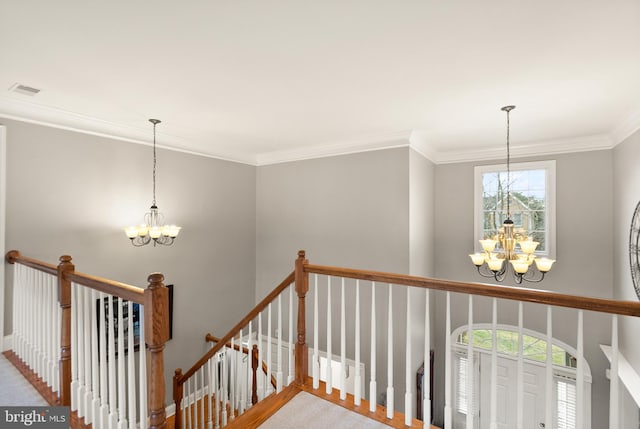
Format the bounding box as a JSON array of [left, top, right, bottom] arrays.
[[557, 378, 577, 429]]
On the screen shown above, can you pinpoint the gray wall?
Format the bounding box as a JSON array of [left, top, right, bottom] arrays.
[[2, 118, 257, 403], [613, 129, 640, 418], [256, 147, 436, 414], [433, 150, 614, 428]]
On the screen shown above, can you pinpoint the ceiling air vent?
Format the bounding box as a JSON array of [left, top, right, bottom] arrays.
[[9, 83, 41, 96]]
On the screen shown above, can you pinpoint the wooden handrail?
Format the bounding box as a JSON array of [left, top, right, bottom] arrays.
[[65, 271, 144, 304], [7, 250, 144, 304], [175, 271, 295, 383], [6, 250, 57, 275], [305, 263, 640, 317]]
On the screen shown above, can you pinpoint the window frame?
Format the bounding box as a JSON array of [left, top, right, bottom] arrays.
[[474, 160, 556, 258]]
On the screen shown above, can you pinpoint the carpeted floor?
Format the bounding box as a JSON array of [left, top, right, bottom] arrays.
[[0, 353, 48, 406], [257, 391, 393, 429]]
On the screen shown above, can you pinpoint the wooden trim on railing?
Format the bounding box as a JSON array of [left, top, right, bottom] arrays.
[[177, 271, 296, 383], [6, 250, 57, 275], [305, 264, 640, 317], [57, 255, 74, 407], [294, 251, 309, 385], [65, 271, 145, 304], [145, 273, 170, 429]]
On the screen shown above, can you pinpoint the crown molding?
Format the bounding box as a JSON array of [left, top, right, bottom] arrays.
[[255, 130, 413, 166], [0, 95, 626, 167], [434, 133, 615, 164], [610, 109, 640, 146], [0, 96, 257, 165]]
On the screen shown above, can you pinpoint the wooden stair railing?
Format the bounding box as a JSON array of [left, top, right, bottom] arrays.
[[172, 265, 299, 429], [205, 334, 278, 394], [5, 250, 170, 429]]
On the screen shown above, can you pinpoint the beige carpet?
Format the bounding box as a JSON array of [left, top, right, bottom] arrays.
[[258, 391, 393, 429], [0, 353, 48, 406]]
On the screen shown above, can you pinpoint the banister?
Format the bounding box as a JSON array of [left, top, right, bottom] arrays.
[[6, 250, 145, 304], [65, 271, 145, 304], [304, 263, 640, 317], [176, 271, 296, 383], [6, 250, 57, 275], [205, 333, 278, 389]]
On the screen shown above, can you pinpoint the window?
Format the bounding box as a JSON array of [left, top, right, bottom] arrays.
[[475, 160, 556, 257], [457, 328, 576, 368], [557, 378, 577, 429]]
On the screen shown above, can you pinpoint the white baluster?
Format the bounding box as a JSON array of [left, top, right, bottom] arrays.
[[517, 302, 524, 429], [444, 292, 452, 429], [246, 321, 253, 410], [117, 297, 127, 429], [577, 310, 584, 429], [545, 306, 553, 429], [257, 311, 263, 400], [108, 295, 118, 429], [51, 275, 59, 392], [77, 286, 86, 417], [182, 375, 188, 429], [91, 290, 100, 425], [423, 289, 431, 428], [312, 275, 320, 390], [370, 282, 377, 413], [222, 349, 228, 427], [266, 303, 273, 396], [340, 278, 347, 401], [70, 283, 79, 411], [85, 286, 94, 424], [239, 329, 246, 415], [386, 284, 394, 419], [229, 337, 236, 420], [466, 295, 474, 429], [99, 292, 109, 428], [490, 298, 498, 429], [326, 276, 333, 395], [202, 367, 207, 426], [354, 280, 362, 406], [44, 274, 51, 387], [214, 353, 220, 429], [288, 285, 294, 386], [139, 305, 147, 429], [127, 301, 137, 429], [186, 378, 192, 429], [610, 315, 619, 429], [36, 271, 43, 377], [405, 287, 413, 426], [277, 294, 283, 393], [207, 357, 213, 429]]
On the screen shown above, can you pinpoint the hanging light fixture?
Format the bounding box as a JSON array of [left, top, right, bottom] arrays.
[[124, 119, 181, 246], [469, 106, 555, 284]]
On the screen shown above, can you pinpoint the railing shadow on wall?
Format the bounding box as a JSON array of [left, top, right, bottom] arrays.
[[5, 250, 170, 429]]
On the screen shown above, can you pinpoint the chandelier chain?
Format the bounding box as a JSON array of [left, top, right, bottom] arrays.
[[152, 120, 157, 207], [506, 108, 511, 219]]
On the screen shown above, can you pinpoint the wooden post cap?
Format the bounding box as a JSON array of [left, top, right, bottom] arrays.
[[298, 250, 305, 258], [5, 250, 20, 264], [147, 273, 164, 285], [59, 255, 73, 264]]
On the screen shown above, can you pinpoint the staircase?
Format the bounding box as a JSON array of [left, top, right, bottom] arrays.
[[6, 249, 640, 428]]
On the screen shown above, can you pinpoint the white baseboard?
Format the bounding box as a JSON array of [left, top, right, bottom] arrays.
[[165, 403, 175, 417], [3, 334, 12, 352]]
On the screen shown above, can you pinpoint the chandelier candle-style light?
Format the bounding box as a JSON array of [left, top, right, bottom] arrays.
[[124, 119, 181, 246], [469, 106, 555, 284]]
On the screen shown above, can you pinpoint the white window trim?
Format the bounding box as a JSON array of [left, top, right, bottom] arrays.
[[474, 160, 556, 258]]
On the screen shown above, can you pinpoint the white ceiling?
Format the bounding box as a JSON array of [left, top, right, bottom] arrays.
[[1, 1, 639, 165]]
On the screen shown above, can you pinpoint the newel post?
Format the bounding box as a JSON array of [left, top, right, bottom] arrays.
[[294, 250, 309, 384], [57, 255, 74, 407], [145, 273, 170, 429]]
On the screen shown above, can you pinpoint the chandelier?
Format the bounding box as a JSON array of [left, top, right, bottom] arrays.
[[124, 119, 181, 246], [469, 106, 555, 283]]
